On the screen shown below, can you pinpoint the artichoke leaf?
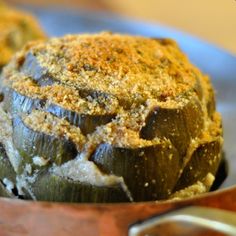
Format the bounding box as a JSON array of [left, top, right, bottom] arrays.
[[12, 116, 78, 168], [0, 143, 16, 183], [0, 181, 16, 198], [3, 88, 46, 115], [4, 88, 116, 135], [174, 137, 222, 191], [140, 97, 204, 156], [91, 141, 181, 201], [31, 171, 130, 203], [47, 103, 115, 135], [21, 52, 55, 86]]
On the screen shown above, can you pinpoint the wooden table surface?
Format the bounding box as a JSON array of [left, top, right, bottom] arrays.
[[6, 0, 236, 53]]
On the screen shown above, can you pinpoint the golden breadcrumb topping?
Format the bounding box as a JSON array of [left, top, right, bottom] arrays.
[[17, 32, 201, 102]]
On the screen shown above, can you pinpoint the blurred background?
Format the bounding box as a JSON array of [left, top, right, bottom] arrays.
[[5, 0, 236, 54]]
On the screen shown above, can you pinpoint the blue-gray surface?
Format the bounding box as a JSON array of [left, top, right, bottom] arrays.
[[24, 7, 236, 188]]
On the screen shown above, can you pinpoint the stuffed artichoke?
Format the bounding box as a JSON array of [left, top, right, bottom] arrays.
[[0, 2, 45, 69], [0, 32, 223, 202]]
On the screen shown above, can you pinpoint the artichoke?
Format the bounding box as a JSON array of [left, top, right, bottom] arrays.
[[0, 32, 223, 202], [0, 2, 46, 68]]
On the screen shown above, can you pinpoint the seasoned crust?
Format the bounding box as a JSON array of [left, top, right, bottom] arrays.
[[4, 32, 202, 102]]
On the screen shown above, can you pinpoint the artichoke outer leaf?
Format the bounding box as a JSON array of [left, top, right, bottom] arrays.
[[21, 52, 55, 86], [91, 142, 182, 201], [140, 98, 204, 156], [32, 171, 130, 203], [174, 138, 222, 191], [206, 88, 216, 118], [47, 103, 116, 135], [12, 116, 78, 168], [0, 181, 16, 198], [0, 143, 16, 183], [3, 88, 46, 115], [4, 88, 115, 135]]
